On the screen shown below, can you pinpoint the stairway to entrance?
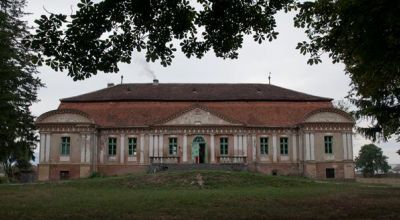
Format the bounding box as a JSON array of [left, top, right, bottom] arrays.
[[148, 163, 247, 173]]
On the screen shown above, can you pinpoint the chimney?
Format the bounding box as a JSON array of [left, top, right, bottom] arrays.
[[107, 83, 115, 88], [153, 79, 159, 85]]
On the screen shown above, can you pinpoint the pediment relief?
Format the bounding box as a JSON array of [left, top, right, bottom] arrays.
[[304, 112, 353, 123], [163, 108, 236, 126]]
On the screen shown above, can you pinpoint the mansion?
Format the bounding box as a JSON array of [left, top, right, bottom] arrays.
[[36, 81, 355, 181]]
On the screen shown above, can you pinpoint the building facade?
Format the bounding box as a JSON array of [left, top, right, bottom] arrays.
[[36, 82, 355, 181]]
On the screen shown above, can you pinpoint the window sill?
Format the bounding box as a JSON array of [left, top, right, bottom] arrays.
[[324, 154, 335, 160], [259, 156, 269, 161], [108, 156, 117, 161], [127, 156, 137, 162], [59, 156, 70, 162], [280, 155, 289, 161]]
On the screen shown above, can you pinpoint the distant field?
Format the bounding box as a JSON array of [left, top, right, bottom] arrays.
[[356, 177, 400, 186], [1, 171, 399, 220]]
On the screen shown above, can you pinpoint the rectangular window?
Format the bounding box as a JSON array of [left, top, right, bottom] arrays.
[[60, 171, 70, 180], [220, 137, 228, 155], [108, 137, 117, 156], [280, 137, 288, 155], [128, 138, 137, 156], [169, 137, 178, 155], [260, 137, 269, 155], [326, 168, 335, 178], [324, 136, 333, 154], [61, 137, 70, 156]]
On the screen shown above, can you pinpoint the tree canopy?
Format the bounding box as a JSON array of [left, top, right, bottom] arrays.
[[0, 0, 42, 181], [27, 0, 295, 80], [26, 0, 400, 142], [294, 0, 400, 142], [355, 144, 390, 177]]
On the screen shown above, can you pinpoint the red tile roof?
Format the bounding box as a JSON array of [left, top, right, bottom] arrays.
[[58, 101, 333, 127], [50, 83, 338, 127], [61, 83, 333, 102]]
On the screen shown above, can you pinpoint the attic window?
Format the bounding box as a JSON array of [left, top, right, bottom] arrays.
[[192, 88, 198, 94], [256, 88, 262, 94]]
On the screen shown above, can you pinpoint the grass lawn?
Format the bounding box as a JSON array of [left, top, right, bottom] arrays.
[[1, 171, 399, 220]]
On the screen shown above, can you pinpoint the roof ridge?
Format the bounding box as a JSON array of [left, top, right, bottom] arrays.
[[60, 83, 333, 102]]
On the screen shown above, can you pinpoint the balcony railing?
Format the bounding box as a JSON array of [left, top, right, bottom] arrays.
[[216, 156, 247, 164], [150, 156, 180, 164]]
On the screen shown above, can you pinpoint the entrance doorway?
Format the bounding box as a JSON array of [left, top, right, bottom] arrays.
[[199, 143, 206, 163], [192, 136, 206, 164]]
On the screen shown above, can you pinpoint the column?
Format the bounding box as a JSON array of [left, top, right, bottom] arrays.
[[210, 134, 215, 163], [153, 135, 160, 157], [252, 135, 256, 162], [99, 136, 104, 164], [154, 135, 159, 157], [347, 133, 353, 160], [100, 147, 104, 164], [45, 134, 51, 162], [310, 133, 315, 160], [149, 134, 153, 157], [238, 135, 243, 156], [140, 134, 145, 164], [292, 134, 297, 161], [81, 134, 86, 163], [183, 134, 188, 162], [243, 135, 247, 157], [342, 133, 348, 160], [93, 133, 98, 171], [305, 133, 310, 161], [159, 134, 163, 157], [40, 133, 45, 163], [233, 135, 238, 156], [120, 134, 125, 163], [272, 135, 277, 162], [85, 135, 91, 163], [299, 133, 303, 161]]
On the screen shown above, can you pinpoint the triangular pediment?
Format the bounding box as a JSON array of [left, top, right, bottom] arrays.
[[163, 108, 237, 126], [36, 109, 94, 124], [304, 111, 354, 123]]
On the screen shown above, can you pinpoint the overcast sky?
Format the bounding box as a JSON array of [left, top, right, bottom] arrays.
[[25, 0, 399, 164]]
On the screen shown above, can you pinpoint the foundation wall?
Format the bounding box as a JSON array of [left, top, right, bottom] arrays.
[[316, 162, 344, 179], [38, 164, 50, 181], [48, 164, 81, 181], [304, 163, 317, 178], [97, 165, 147, 176], [254, 162, 301, 176], [38, 161, 354, 180], [314, 162, 355, 179]]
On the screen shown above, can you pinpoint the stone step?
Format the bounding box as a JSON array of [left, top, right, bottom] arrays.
[[148, 163, 247, 173]]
